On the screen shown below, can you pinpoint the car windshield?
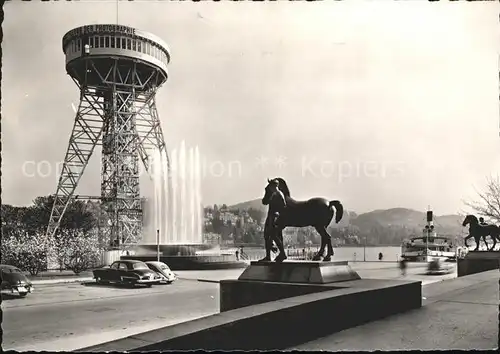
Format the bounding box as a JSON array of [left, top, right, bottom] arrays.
[[2, 267, 22, 273], [132, 263, 148, 270], [160, 264, 170, 270]]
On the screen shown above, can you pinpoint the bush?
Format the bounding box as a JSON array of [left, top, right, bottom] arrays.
[[54, 229, 103, 274], [1, 232, 50, 276]]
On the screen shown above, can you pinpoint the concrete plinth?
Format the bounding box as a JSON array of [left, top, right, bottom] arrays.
[[457, 251, 499, 277], [238, 260, 361, 284]]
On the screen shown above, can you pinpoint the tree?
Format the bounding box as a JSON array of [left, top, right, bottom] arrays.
[[235, 218, 240, 229], [1, 205, 29, 239], [464, 175, 500, 224], [297, 227, 320, 245], [29, 196, 97, 232], [247, 208, 265, 224], [242, 224, 263, 245], [297, 231, 306, 247]]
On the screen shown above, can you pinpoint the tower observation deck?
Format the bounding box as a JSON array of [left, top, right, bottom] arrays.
[[46, 24, 171, 249]]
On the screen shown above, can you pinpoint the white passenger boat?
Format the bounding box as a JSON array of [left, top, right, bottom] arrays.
[[401, 209, 457, 262]]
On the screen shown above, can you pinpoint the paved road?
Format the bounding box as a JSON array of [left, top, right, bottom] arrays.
[[2, 261, 456, 351], [2, 280, 219, 351]]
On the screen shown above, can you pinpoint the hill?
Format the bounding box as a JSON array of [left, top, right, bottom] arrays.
[[350, 208, 463, 238], [228, 200, 464, 243], [228, 199, 265, 213]]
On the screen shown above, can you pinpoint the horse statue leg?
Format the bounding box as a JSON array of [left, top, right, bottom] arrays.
[[464, 234, 476, 250], [312, 238, 325, 261], [473, 235, 480, 251], [484, 234, 492, 251], [257, 221, 272, 262], [273, 228, 287, 263], [494, 228, 500, 251], [315, 226, 334, 262], [489, 235, 496, 251]]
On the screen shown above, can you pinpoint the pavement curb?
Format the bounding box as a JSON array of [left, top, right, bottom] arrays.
[[31, 276, 220, 285], [31, 277, 94, 285], [196, 279, 220, 283]]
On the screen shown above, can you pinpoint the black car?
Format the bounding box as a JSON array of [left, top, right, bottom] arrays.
[[93, 260, 161, 287], [0, 264, 34, 297]]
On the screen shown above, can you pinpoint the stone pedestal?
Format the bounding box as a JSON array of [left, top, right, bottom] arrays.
[[220, 260, 361, 312], [457, 251, 499, 277], [238, 260, 361, 284]]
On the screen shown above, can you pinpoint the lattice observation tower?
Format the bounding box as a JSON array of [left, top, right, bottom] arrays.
[[46, 24, 171, 250]]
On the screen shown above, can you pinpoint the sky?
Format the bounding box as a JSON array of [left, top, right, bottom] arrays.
[[2, 1, 500, 215]]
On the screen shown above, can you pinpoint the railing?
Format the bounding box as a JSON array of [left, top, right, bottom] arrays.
[[240, 252, 249, 261]]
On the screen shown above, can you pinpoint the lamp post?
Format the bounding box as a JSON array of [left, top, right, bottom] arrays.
[[363, 236, 366, 262], [156, 229, 160, 262]]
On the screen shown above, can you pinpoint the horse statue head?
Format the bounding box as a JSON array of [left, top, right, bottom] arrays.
[[262, 177, 290, 205], [262, 178, 279, 205], [462, 214, 479, 227]]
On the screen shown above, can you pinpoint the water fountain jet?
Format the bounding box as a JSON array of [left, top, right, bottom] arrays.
[[126, 141, 246, 270]]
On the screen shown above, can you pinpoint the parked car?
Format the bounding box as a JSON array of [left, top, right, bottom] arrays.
[[0, 264, 34, 297], [93, 260, 161, 287], [145, 261, 177, 284]]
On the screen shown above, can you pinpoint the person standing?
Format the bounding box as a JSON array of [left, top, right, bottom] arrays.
[[399, 257, 407, 276]]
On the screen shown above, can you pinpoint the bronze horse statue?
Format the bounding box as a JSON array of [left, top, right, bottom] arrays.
[[261, 177, 344, 261], [462, 214, 500, 251]]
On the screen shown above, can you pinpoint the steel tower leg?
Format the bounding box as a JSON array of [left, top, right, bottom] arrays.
[[48, 56, 170, 251], [96, 61, 170, 249], [101, 87, 143, 249], [46, 86, 105, 239], [135, 91, 169, 170]]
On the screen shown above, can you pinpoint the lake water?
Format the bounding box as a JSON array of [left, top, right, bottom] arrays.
[[231, 246, 403, 262]]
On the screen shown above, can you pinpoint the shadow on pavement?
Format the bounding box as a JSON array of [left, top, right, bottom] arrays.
[[81, 281, 160, 289], [1, 293, 29, 300]]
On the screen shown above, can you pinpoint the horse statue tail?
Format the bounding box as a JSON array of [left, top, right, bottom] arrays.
[[329, 200, 344, 223]]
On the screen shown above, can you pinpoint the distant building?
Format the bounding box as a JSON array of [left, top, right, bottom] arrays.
[[283, 228, 298, 245], [220, 212, 238, 224], [203, 232, 221, 245]]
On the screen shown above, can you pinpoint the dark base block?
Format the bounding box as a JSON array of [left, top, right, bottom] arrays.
[[220, 279, 338, 312], [120, 255, 247, 271], [222, 260, 366, 312], [457, 251, 499, 277]]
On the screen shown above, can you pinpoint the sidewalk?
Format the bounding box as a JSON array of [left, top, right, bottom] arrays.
[[290, 269, 498, 351], [27, 270, 94, 285]]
